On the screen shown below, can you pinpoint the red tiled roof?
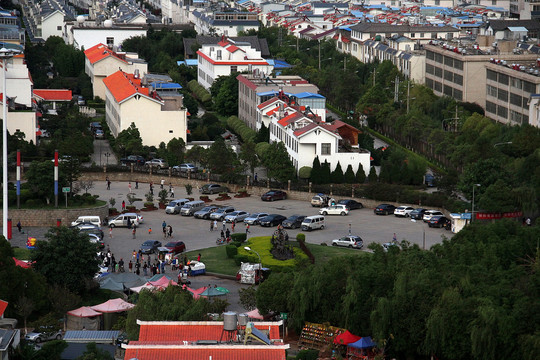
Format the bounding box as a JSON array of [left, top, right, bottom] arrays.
[[257, 96, 280, 109], [33, 89, 72, 101], [266, 105, 281, 116], [124, 345, 288, 360], [138, 321, 281, 342], [84, 43, 127, 65], [218, 40, 229, 47], [324, 119, 361, 133], [103, 71, 149, 103], [226, 45, 242, 53], [293, 122, 319, 137], [277, 112, 302, 126]]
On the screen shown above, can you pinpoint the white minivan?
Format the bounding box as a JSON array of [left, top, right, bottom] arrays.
[[180, 200, 206, 216], [301, 215, 325, 231], [165, 199, 190, 214], [108, 213, 139, 228], [71, 216, 102, 227]]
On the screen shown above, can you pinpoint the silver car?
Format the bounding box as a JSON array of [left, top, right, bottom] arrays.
[[25, 328, 63, 343], [224, 211, 250, 223], [244, 212, 269, 225]]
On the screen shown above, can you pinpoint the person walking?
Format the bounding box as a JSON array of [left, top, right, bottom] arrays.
[[160, 179, 165, 189], [107, 179, 111, 190], [167, 225, 173, 238], [148, 227, 152, 235], [132, 227, 137, 239], [392, 233, 397, 243], [213, 220, 218, 231], [225, 228, 230, 240], [222, 220, 226, 232], [246, 223, 250, 235], [170, 186, 174, 197], [210, 221, 214, 231], [231, 220, 236, 233], [132, 250, 137, 262], [122, 200, 126, 211], [128, 182, 132, 193], [127, 217, 132, 229], [143, 262, 148, 276], [197, 253, 201, 262], [128, 260, 133, 272], [109, 226, 113, 238], [16, 221, 22, 233], [254, 173, 258, 183], [135, 180, 138, 189], [162, 221, 167, 238]]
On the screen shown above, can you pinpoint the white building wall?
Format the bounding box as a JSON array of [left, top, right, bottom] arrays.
[[70, 28, 147, 50], [41, 11, 64, 41], [1, 57, 33, 107], [1, 111, 37, 144]]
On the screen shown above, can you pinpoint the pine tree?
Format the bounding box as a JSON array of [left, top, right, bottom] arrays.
[[356, 163, 366, 184], [331, 161, 344, 183], [344, 165, 356, 184], [311, 156, 321, 184], [368, 166, 378, 183], [320, 160, 331, 184]]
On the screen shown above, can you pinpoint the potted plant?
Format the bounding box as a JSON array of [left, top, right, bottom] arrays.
[[142, 201, 156, 211], [158, 189, 168, 209], [234, 188, 250, 198], [185, 184, 193, 195], [200, 195, 211, 202], [216, 192, 231, 201]]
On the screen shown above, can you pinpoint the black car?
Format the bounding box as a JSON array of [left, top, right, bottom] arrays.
[[259, 214, 287, 227], [374, 204, 396, 215], [120, 155, 145, 166], [428, 215, 451, 229], [140, 240, 162, 254], [261, 190, 287, 201], [338, 199, 363, 210], [282, 215, 306, 229], [410, 208, 427, 220]]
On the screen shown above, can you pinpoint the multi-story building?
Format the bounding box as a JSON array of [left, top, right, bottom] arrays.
[[183, 35, 270, 59], [197, 38, 273, 90], [64, 19, 147, 50], [349, 23, 460, 44], [485, 59, 540, 125], [20, 0, 76, 42], [84, 43, 148, 100], [237, 74, 320, 129], [103, 71, 187, 146], [192, 11, 260, 37], [424, 42, 537, 105], [0, 9, 26, 48]]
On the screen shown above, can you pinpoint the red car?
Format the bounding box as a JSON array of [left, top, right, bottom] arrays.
[[261, 190, 287, 201], [164, 241, 186, 254]]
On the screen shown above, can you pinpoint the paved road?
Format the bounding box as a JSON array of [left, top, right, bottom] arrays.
[[90, 139, 118, 166], [9, 181, 454, 312]]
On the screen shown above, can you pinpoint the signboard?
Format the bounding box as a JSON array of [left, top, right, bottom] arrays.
[[62, 187, 70, 193], [280, 312, 288, 320], [476, 211, 523, 220]]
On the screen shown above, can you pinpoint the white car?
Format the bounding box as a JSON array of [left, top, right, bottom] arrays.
[[145, 158, 168, 169], [394, 206, 415, 217], [423, 210, 444, 222], [332, 236, 363, 249], [244, 213, 269, 225], [25, 328, 63, 343], [224, 211, 250, 223], [319, 204, 349, 216]]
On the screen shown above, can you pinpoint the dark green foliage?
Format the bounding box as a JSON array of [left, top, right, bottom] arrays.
[[310, 156, 321, 184], [368, 166, 378, 183], [319, 160, 331, 184], [255, 122, 270, 143], [210, 73, 239, 116], [298, 166, 312, 180], [230, 233, 247, 242], [112, 123, 143, 158], [76, 342, 113, 360], [355, 163, 366, 183], [343, 164, 356, 183], [330, 161, 344, 183], [225, 245, 238, 258], [296, 349, 319, 360], [261, 142, 296, 183], [181, 91, 199, 116], [227, 116, 256, 142], [206, 137, 241, 181], [188, 80, 212, 104], [296, 233, 305, 242]]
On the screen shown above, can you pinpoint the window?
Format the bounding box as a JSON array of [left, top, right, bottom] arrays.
[[411, 33, 415, 38], [433, 81, 442, 92], [444, 85, 453, 96], [216, 50, 222, 60], [426, 78, 434, 89], [510, 110, 522, 123], [57, 26, 61, 30], [492, 0, 496, 4], [444, 70, 453, 81], [434, 67, 442, 77], [106, 37, 114, 47], [497, 105, 508, 118], [426, 50, 434, 60], [498, 89, 508, 101], [353, 43, 358, 51], [498, 73, 509, 85], [510, 93, 522, 106], [231, 65, 237, 72], [426, 64, 434, 75], [486, 101, 497, 114], [454, 74, 463, 85], [524, 81, 536, 93], [487, 85, 498, 97], [511, 78, 522, 90], [454, 59, 463, 70], [321, 143, 331, 155], [444, 56, 453, 67], [454, 89, 463, 101], [435, 53, 443, 63], [487, 69, 498, 81]]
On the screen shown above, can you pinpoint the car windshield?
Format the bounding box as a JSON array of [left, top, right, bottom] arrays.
[[168, 201, 177, 206], [201, 207, 212, 211], [165, 242, 177, 247], [142, 241, 153, 246]]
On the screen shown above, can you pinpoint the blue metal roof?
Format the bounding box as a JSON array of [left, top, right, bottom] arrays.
[[177, 59, 198, 66], [63, 331, 121, 343], [256, 90, 293, 97], [266, 59, 292, 68], [150, 82, 182, 90], [294, 92, 325, 99]]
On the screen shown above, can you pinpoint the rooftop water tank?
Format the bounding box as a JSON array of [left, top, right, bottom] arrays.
[[104, 19, 113, 28], [223, 312, 237, 331], [238, 313, 249, 326]]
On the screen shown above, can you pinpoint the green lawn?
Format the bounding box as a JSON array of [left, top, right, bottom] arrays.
[[184, 241, 366, 277], [13, 247, 33, 260]]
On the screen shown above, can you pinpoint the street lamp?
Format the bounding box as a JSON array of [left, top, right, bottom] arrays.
[[104, 152, 111, 166], [410, 219, 426, 250], [471, 184, 481, 223], [244, 246, 261, 269], [0, 47, 20, 239]]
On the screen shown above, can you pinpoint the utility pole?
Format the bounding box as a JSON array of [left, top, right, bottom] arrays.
[[406, 81, 410, 114], [318, 40, 321, 70], [344, 57, 346, 70]]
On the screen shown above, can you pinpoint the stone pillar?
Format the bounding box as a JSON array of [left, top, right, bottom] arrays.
[[267, 178, 270, 189], [288, 179, 291, 192], [330, 184, 333, 196], [309, 182, 312, 193], [352, 185, 355, 198], [207, 171, 210, 182], [168, 167, 172, 178], [247, 176, 250, 188], [188, 170, 191, 180], [130, 163, 134, 174]]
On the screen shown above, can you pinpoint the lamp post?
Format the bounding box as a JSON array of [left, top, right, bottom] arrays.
[[244, 246, 261, 269], [104, 152, 111, 166], [471, 183, 481, 223], [0, 47, 19, 239], [410, 219, 426, 250]]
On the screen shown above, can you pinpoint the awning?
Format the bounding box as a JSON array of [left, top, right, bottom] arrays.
[[67, 306, 102, 318], [90, 299, 135, 313], [334, 330, 361, 345]]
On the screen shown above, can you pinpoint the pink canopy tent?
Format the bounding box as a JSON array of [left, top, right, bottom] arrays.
[[149, 277, 178, 288], [13, 257, 31, 268], [246, 308, 265, 320], [130, 282, 162, 293], [90, 298, 135, 313], [67, 306, 101, 317], [186, 286, 208, 299]]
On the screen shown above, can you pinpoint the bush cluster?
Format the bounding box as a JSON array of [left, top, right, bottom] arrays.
[[188, 80, 212, 104], [226, 116, 256, 143]]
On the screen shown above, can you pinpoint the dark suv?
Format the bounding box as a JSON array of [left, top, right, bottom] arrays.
[[282, 215, 306, 229], [374, 204, 397, 215]]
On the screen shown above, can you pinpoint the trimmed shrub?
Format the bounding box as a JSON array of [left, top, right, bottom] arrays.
[[225, 245, 238, 258], [188, 80, 212, 104], [231, 241, 243, 248], [233, 254, 250, 266], [255, 142, 270, 157], [231, 233, 247, 243], [296, 233, 306, 242], [298, 166, 312, 179], [227, 116, 256, 143], [236, 236, 308, 272]]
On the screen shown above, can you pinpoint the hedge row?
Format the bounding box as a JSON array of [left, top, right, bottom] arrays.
[[226, 116, 256, 143], [188, 80, 212, 104], [255, 142, 270, 158]]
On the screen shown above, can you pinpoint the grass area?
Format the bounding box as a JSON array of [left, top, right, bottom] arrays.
[[13, 247, 33, 260], [184, 240, 367, 277]]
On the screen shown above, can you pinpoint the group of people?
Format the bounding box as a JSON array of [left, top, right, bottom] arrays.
[[210, 219, 250, 235], [162, 221, 174, 238]]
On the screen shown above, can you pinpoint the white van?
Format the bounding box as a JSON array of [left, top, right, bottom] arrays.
[[108, 213, 139, 228], [71, 216, 102, 227], [180, 200, 206, 216], [301, 215, 325, 231], [165, 199, 190, 214]]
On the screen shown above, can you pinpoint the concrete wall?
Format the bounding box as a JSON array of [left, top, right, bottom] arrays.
[[0, 203, 109, 227]]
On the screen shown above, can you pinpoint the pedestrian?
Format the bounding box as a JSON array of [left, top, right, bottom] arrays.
[[107, 179, 111, 190], [210, 221, 213, 231], [148, 227, 152, 235], [222, 220, 226, 232], [122, 200, 126, 211], [16, 221, 22, 233], [109, 226, 113, 238], [160, 261, 165, 274], [128, 260, 133, 272], [135, 180, 138, 189], [392, 233, 397, 243], [220, 230, 225, 240], [160, 179, 165, 189], [225, 228, 230, 239], [526, 217, 532, 226], [132, 250, 137, 262], [137, 250, 141, 262], [128, 182, 132, 193], [254, 173, 258, 183], [119, 258, 125, 272], [231, 220, 235, 232], [135, 262, 140, 276], [169, 183, 172, 193], [127, 217, 132, 229], [213, 220, 218, 231], [111, 257, 117, 273], [143, 262, 148, 276], [246, 223, 250, 234], [162, 221, 167, 238], [167, 225, 173, 238], [197, 253, 201, 262], [132, 227, 137, 239], [170, 186, 174, 197]]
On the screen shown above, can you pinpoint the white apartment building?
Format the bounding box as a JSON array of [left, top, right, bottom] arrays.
[[103, 71, 187, 147], [64, 20, 147, 50], [84, 43, 148, 100], [197, 38, 274, 90]]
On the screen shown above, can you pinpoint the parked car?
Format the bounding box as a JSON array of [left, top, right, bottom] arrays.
[[282, 215, 306, 229], [145, 158, 168, 169], [209, 206, 235, 221], [165, 199, 190, 214], [332, 236, 364, 249], [337, 199, 363, 210], [382, 242, 399, 252], [74, 223, 104, 240], [259, 214, 287, 227], [77, 95, 85, 106], [243, 212, 269, 225], [224, 211, 250, 223], [172, 163, 198, 173], [25, 327, 62, 343], [311, 193, 330, 207], [194, 206, 221, 219], [423, 210, 444, 222], [394, 206, 415, 217], [374, 204, 396, 215], [261, 190, 287, 201], [428, 215, 451, 229], [164, 241, 186, 254], [87, 233, 105, 249], [140, 240, 162, 254], [71, 216, 102, 227], [108, 213, 140, 228], [200, 183, 229, 194], [410, 208, 427, 220], [95, 129, 104, 138], [120, 155, 145, 166], [319, 204, 349, 216]]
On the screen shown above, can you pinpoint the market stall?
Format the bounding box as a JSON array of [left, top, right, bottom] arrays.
[[298, 322, 346, 350], [66, 307, 102, 330], [346, 336, 377, 359]]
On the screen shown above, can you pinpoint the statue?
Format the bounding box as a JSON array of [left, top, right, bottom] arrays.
[[270, 226, 295, 260]]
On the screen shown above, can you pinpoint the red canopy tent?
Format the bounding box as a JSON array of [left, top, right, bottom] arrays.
[[13, 257, 31, 268], [333, 330, 362, 345], [66, 306, 101, 330]]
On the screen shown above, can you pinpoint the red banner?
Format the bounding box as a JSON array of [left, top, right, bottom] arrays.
[[476, 211, 523, 220]]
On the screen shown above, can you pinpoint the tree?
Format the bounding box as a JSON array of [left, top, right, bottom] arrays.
[[206, 137, 240, 180], [261, 142, 296, 183], [344, 165, 355, 184], [255, 122, 270, 143], [477, 179, 518, 213], [355, 163, 366, 183], [319, 160, 331, 184], [25, 161, 70, 205], [114, 123, 143, 157], [330, 161, 344, 183], [367, 166, 378, 183], [210, 73, 239, 116], [31, 227, 100, 294], [166, 137, 186, 166], [240, 141, 259, 176], [310, 156, 321, 184], [299, 166, 312, 180], [76, 342, 113, 360]]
